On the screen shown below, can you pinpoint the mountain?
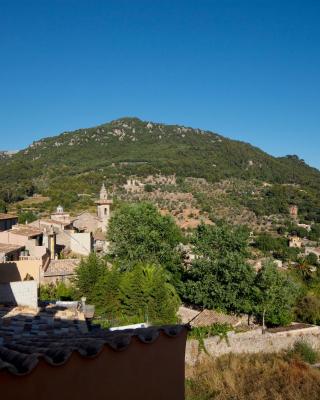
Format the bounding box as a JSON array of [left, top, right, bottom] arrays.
[[0, 117, 319, 221], [0, 150, 18, 160]]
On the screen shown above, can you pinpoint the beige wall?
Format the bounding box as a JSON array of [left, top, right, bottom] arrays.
[[70, 232, 92, 256], [0, 231, 27, 246], [0, 260, 42, 284], [0, 281, 38, 309], [26, 241, 47, 258], [0, 231, 38, 248], [0, 232, 46, 258]]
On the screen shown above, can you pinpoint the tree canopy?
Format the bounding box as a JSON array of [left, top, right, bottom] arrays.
[[183, 224, 255, 313], [107, 202, 183, 280], [74, 254, 179, 326], [254, 260, 299, 326]]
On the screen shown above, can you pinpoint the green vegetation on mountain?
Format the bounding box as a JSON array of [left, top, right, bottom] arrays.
[[1, 117, 320, 221]]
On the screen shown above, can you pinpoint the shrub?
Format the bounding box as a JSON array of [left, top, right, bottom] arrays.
[[189, 323, 232, 353], [290, 340, 318, 364], [144, 184, 154, 192], [39, 282, 76, 301]]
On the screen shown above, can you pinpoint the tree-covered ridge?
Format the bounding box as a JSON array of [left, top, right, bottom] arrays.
[[0, 117, 320, 207]]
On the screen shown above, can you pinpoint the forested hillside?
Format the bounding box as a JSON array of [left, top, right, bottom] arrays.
[[1, 117, 319, 221]]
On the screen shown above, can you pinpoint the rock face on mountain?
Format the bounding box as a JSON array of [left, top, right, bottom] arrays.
[[0, 117, 319, 219]]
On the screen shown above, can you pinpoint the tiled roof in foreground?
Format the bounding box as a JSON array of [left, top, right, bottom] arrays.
[[0, 306, 186, 376]]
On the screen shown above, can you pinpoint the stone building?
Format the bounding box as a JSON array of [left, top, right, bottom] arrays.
[[95, 183, 113, 233], [289, 205, 298, 218], [50, 205, 71, 223], [123, 178, 144, 193], [0, 243, 24, 263], [0, 225, 48, 259], [72, 183, 112, 252], [289, 235, 302, 248]]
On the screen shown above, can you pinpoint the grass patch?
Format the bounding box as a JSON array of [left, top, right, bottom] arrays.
[[186, 352, 320, 400]]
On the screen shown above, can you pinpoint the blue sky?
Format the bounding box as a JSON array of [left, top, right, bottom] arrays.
[[1, 0, 319, 169]]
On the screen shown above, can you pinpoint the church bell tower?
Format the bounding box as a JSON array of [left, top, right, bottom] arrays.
[[95, 183, 113, 232]]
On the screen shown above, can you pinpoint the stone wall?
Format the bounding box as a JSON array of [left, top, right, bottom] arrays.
[[0, 281, 37, 309], [186, 327, 320, 367]]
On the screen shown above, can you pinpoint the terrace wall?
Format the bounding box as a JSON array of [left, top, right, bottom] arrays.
[[186, 326, 320, 367]]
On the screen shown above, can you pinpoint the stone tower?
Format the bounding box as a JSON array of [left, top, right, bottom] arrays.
[[95, 183, 113, 232]]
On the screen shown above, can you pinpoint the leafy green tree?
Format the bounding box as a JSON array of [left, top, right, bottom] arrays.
[[183, 224, 255, 313], [308, 224, 320, 241], [254, 233, 288, 254], [18, 211, 37, 224], [295, 295, 320, 325], [192, 223, 250, 259], [306, 253, 319, 267], [254, 261, 298, 328], [107, 202, 183, 280]]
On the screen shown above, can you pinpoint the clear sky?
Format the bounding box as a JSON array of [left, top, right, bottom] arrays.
[[1, 0, 319, 169]]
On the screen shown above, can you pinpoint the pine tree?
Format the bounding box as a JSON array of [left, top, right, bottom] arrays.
[[120, 264, 148, 320], [74, 253, 106, 302], [94, 267, 122, 319]]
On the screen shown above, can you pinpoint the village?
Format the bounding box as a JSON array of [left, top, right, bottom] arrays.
[[1, 176, 319, 287], [0, 178, 319, 329], [0, 183, 113, 286], [1, 179, 320, 400]]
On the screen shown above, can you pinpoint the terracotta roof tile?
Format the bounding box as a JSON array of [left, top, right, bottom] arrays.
[[10, 225, 43, 237], [0, 305, 186, 376], [44, 259, 80, 276], [0, 243, 24, 254]]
